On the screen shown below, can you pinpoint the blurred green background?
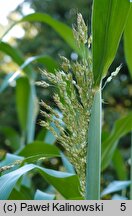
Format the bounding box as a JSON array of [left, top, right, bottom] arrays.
[[0, 0, 132, 199]]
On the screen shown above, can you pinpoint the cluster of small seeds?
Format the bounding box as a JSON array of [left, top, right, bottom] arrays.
[[40, 14, 94, 196]]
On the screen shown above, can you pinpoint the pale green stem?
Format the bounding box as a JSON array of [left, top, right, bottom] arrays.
[[85, 87, 102, 200]]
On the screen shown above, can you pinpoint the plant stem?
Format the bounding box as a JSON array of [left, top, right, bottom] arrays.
[[85, 87, 102, 200]]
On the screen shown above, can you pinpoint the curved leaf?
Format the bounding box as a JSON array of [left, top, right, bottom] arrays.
[[17, 55, 58, 73], [101, 181, 130, 197], [0, 164, 81, 200], [0, 41, 34, 78], [2, 13, 77, 52], [18, 141, 60, 158], [92, 0, 131, 86]]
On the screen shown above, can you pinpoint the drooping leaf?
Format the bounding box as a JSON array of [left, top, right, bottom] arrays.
[[101, 181, 130, 197], [14, 55, 58, 76], [34, 190, 55, 200], [0, 164, 81, 200], [0, 41, 34, 78], [92, 0, 131, 86], [124, 6, 132, 77], [18, 141, 60, 158], [21, 55, 58, 72], [102, 112, 132, 171], [0, 54, 58, 93], [0, 41, 23, 65], [2, 13, 77, 52]]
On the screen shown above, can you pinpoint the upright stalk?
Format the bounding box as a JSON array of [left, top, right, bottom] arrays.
[[86, 87, 102, 200]]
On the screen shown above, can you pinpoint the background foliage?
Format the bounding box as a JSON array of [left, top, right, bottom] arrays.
[[0, 0, 132, 200]]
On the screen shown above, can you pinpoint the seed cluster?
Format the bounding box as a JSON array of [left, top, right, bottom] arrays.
[[40, 14, 94, 196]]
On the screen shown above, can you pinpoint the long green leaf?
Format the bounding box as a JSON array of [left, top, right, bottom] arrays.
[[124, 7, 132, 77], [16, 77, 38, 143], [16, 77, 31, 132], [102, 112, 132, 171], [92, 0, 131, 86], [86, 88, 102, 200], [0, 164, 81, 200], [1, 13, 77, 52]]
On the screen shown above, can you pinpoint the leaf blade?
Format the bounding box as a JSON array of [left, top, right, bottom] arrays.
[[0, 41, 34, 78], [101, 181, 130, 197], [1, 13, 77, 52], [92, 0, 131, 86], [18, 141, 60, 158], [16, 77, 38, 143], [124, 6, 132, 77], [0, 164, 81, 200]]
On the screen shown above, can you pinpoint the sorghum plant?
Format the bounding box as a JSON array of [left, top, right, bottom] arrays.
[[40, 14, 94, 197]]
